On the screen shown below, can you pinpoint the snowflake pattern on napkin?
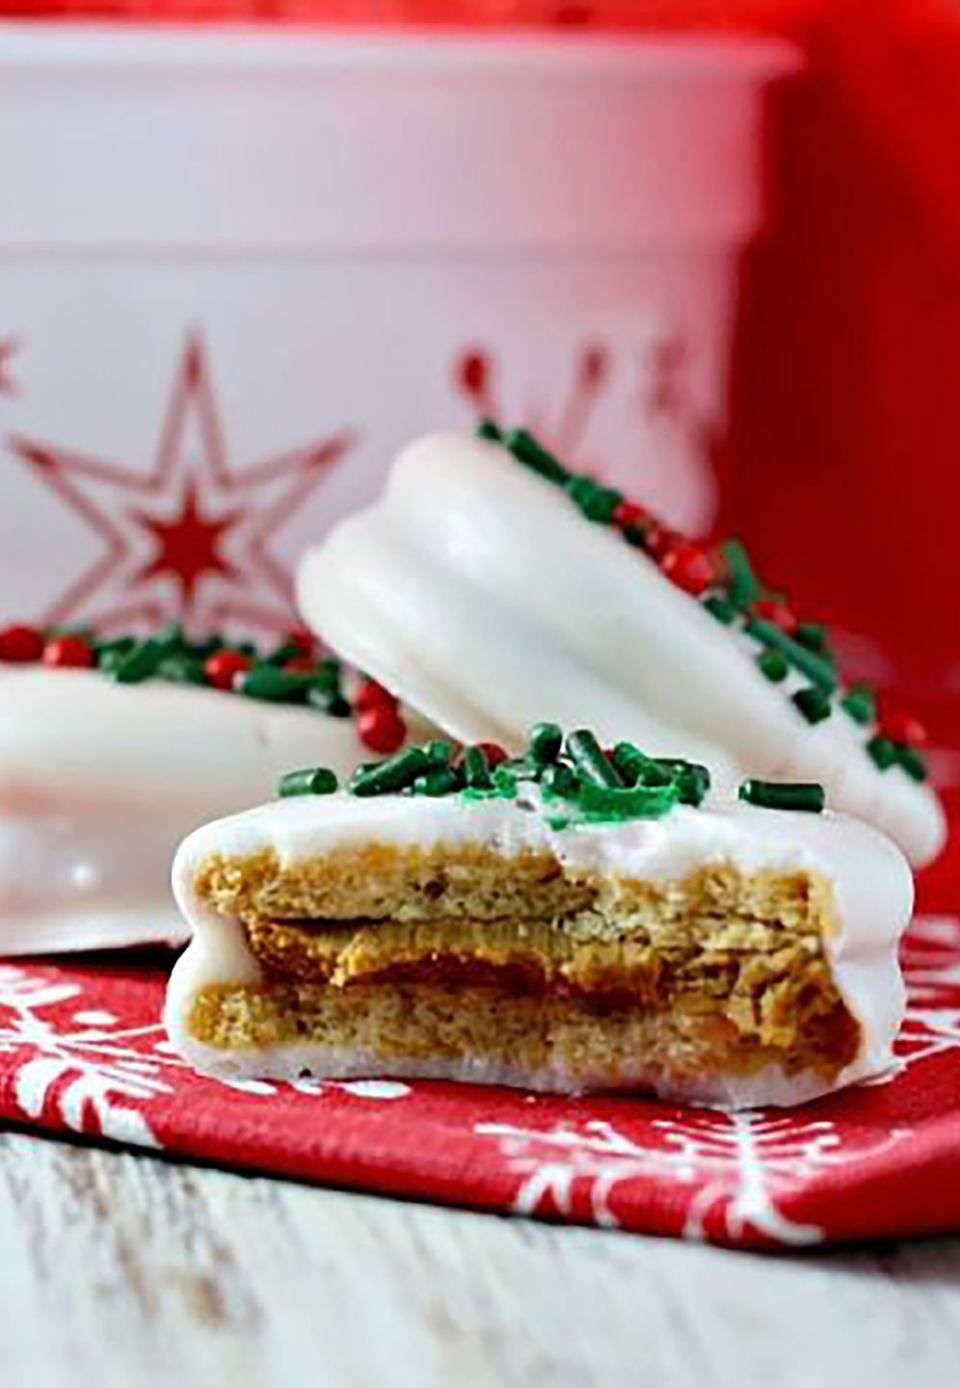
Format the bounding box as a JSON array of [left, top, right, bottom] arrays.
[[1, 904, 960, 1250]]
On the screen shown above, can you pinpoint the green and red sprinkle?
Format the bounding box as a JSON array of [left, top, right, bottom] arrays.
[[204, 649, 252, 690], [0, 620, 407, 754], [284, 725, 713, 825], [277, 727, 829, 821], [479, 422, 931, 785]]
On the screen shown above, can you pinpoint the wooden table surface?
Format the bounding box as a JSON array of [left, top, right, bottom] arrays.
[[2, 1132, 959, 1387]]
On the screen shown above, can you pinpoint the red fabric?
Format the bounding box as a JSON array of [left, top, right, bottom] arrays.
[[0, 793, 958, 1250]]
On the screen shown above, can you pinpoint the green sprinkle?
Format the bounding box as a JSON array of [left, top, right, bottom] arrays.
[[95, 637, 136, 672], [541, 762, 580, 800], [795, 622, 827, 652], [351, 747, 432, 797], [564, 475, 622, 524], [702, 595, 736, 625], [792, 686, 832, 724], [528, 722, 563, 766], [234, 641, 258, 658], [678, 764, 711, 807], [153, 623, 187, 653], [109, 637, 169, 684], [265, 640, 308, 666], [491, 765, 519, 798], [609, 743, 649, 786], [577, 779, 680, 821], [756, 648, 789, 683], [738, 780, 825, 813], [157, 654, 205, 685], [654, 759, 712, 807], [476, 419, 503, 442], [505, 429, 569, 485], [306, 687, 352, 718], [424, 739, 453, 766], [867, 735, 897, 771], [746, 617, 839, 693], [841, 683, 876, 726], [894, 743, 928, 783], [310, 657, 343, 691], [462, 745, 494, 791], [566, 729, 623, 788], [95, 634, 135, 655], [722, 539, 761, 609], [353, 761, 382, 777], [413, 766, 462, 797], [591, 485, 624, 523], [237, 666, 311, 703], [278, 767, 338, 798]]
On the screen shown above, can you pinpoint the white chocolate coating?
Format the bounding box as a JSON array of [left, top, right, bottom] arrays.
[[297, 432, 945, 868], [0, 668, 389, 954], [166, 789, 913, 1109]]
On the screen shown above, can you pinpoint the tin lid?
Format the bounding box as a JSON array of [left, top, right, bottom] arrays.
[[0, 24, 799, 252]]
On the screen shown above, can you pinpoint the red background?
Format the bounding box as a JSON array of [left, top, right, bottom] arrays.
[[720, 0, 960, 727]]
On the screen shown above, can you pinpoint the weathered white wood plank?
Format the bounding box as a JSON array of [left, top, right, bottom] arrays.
[[1, 1133, 959, 1388]]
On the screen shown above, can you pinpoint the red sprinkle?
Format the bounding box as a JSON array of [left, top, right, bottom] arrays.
[[879, 706, 928, 748], [204, 650, 252, 690], [354, 678, 396, 714], [752, 598, 798, 635], [642, 522, 677, 561], [285, 627, 315, 656], [475, 741, 508, 767], [0, 624, 44, 663], [611, 500, 647, 530], [283, 655, 316, 674], [43, 635, 94, 669], [358, 704, 406, 755], [659, 540, 714, 595]]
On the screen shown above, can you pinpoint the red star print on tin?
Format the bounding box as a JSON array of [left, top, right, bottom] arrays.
[[8, 333, 351, 636], [455, 342, 609, 457]]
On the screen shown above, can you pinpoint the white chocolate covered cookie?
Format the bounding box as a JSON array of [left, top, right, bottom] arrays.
[[0, 632, 415, 953], [297, 431, 945, 867], [166, 729, 913, 1109]]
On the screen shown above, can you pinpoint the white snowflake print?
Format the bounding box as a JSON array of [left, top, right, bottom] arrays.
[[218, 1074, 411, 1101], [0, 964, 414, 1145], [897, 914, 960, 1071], [475, 1116, 701, 1231], [475, 914, 960, 1244], [676, 1112, 909, 1244], [475, 1109, 910, 1247], [0, 965, 183, 1147]]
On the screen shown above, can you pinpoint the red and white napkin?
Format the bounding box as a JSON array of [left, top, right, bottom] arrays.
[[1, 787, 958, 1250]]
